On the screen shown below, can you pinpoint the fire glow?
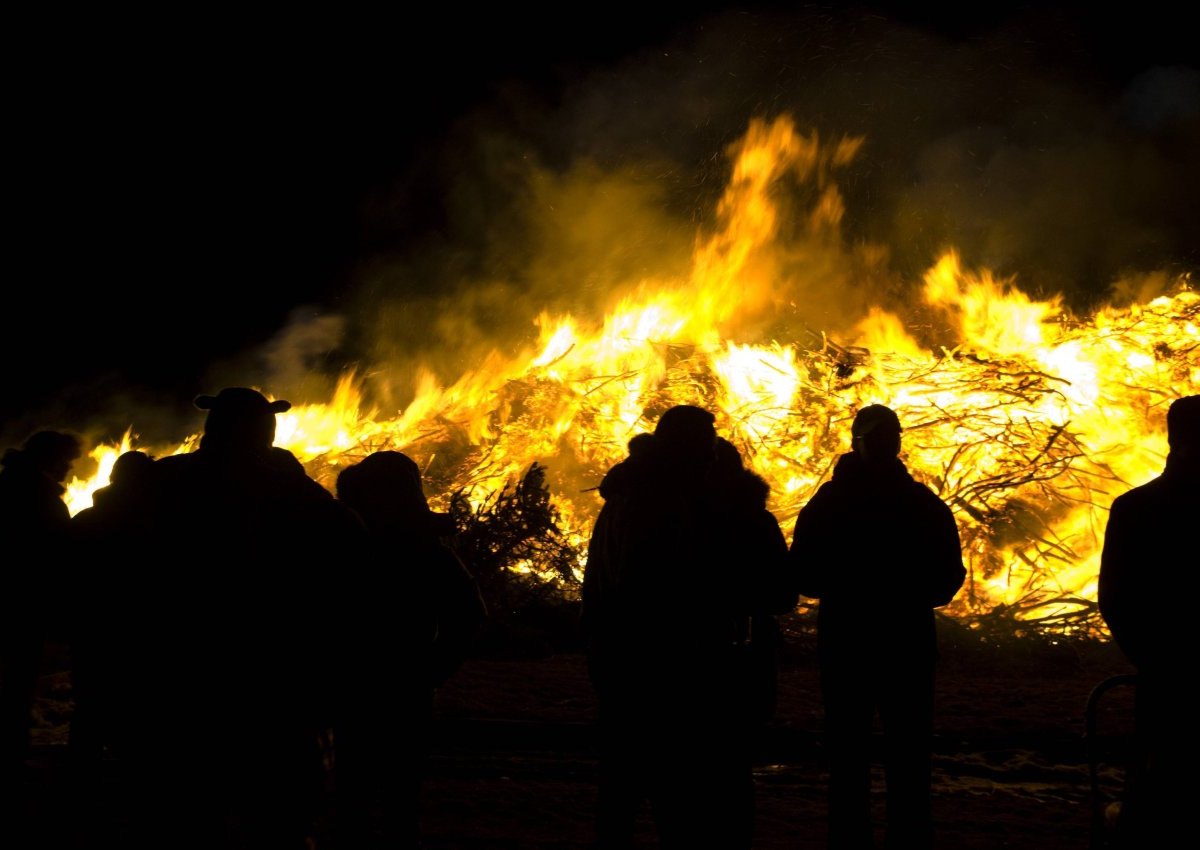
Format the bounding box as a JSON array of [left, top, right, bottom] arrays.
[[65, 116, 1198, 635]]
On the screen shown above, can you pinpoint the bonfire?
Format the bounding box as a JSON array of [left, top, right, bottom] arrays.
[[64, 116, 1198, 642]]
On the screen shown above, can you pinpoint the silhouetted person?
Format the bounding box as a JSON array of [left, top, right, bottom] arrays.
[[583, 405, 795, 849], [788, 404, 965, 850], [1099, 394, 1200, 849], [333, 450, 486, 849], [0, 429, 82, 782], [68, 449, 158, 772], [708, 437, 796, 735], [705, 436, 798, 842], [127, 387, 364, 850]]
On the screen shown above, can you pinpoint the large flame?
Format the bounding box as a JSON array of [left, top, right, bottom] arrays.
[[66, 116, 1198, 634]]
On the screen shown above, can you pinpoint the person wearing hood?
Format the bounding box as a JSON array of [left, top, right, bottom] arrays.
[[1098, 394, 1199, 848], [788, 404, 965, 850], [583, 405, 794, 850], [0, 429, 82, 784], [333, 449, 486, 849]]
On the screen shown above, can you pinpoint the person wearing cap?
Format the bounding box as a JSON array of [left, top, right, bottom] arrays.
[[0, 430, 82, 783], [787, 404, 965, 850], [124, 387, 364, 849], [1099, 394, 1199, 848], [583, 404, 794, 849]]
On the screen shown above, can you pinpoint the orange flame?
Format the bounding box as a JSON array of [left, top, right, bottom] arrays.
[[69, 116, 1198, 633]]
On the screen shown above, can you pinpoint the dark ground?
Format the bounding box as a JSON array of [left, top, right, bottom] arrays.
[[12, 619, 1139, 849]]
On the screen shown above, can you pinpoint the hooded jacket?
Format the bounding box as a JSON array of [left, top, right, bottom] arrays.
[[788, 450, 965, 663], [583, 434, 793, 700]]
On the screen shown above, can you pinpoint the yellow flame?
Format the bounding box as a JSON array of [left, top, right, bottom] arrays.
[[71, 116, 1198, 635], [65, 429, 136, 515]]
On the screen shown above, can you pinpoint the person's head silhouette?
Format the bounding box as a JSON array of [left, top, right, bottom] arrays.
[[850, 404, 902, 465], [11, 430, 84, 484], [108, 450, 155, 489], [1166, 394, 1200, 459], [654, 404, 717, 467], [337, 450, 427, 518], [194, 387, 291, 455]]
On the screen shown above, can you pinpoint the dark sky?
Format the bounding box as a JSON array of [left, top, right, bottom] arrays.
[[6, 3, 1198, 448]]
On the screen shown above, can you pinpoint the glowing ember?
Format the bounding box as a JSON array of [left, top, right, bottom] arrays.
[[64, 116, 1198, 635]]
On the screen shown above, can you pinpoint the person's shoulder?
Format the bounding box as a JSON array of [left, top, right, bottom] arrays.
[[909, 477, 954, 513], [809, 469, 846, 497], [809, 454, 859, 495], [154, 453, 194, 473], [309, 497, 367, 537], [151, 452, 200, 487], [597, 456, 642, 500], [830, 451, 858, 477], [732, 466, 772, 509], [794, 475, 843, 518], [1110, 474, 1168, 509], [907, 474, 946, 499]]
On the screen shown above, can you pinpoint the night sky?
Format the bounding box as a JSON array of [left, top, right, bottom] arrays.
[[6, 3, 1198, 450]]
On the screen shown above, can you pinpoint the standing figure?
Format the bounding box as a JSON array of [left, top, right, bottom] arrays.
[[1099, 394, 1199, 848], [583, 405, 794, 849], [788, 404, 965, 850], [334, 450, 487, 849], [68, 449, 158, 770], [703, 436, 798, 837], [129, 387, 364, 849], [0, 429, 82, 781]]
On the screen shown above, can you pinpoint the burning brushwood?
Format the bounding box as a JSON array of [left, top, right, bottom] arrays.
[[58, 118, 1198, 647]]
